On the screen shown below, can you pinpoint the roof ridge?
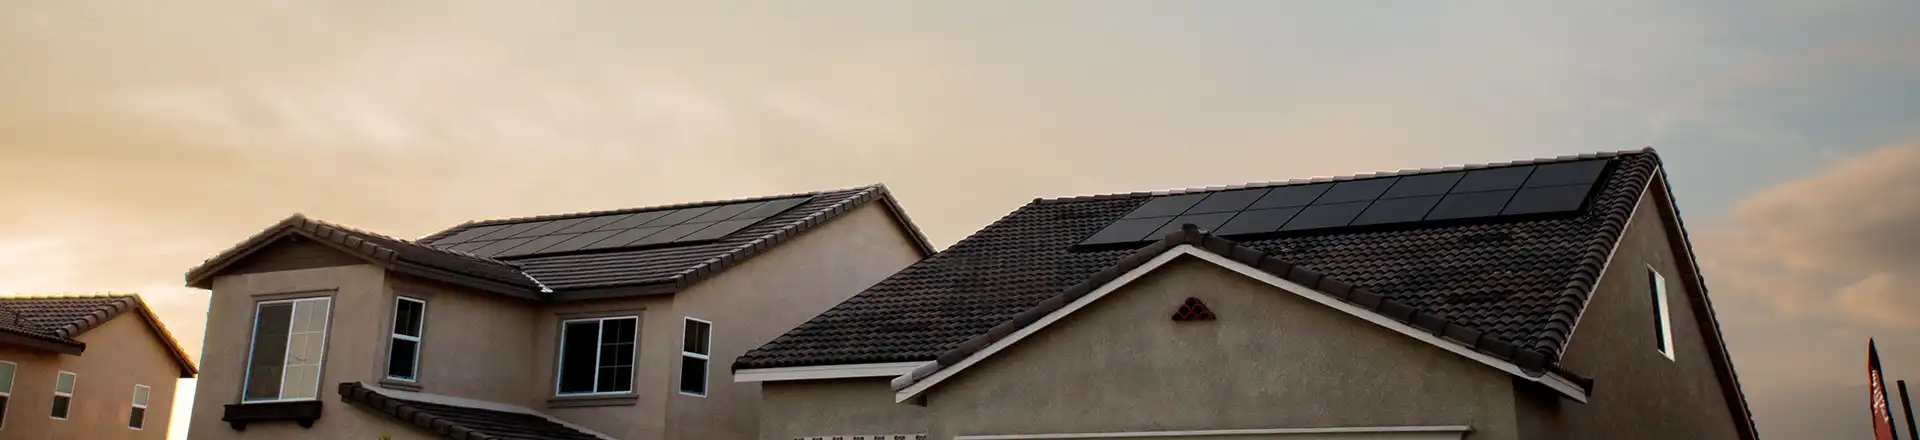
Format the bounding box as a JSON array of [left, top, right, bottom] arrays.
[[0, 292, 140, 299], [294, 215, 519, 267], [436, 184, 883, 233], [1035, 148, 1650, 204]]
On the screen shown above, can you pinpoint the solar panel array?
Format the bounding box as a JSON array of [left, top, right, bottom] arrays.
[[429, 197, 813, 258], [1079, 158, 1612, 247]]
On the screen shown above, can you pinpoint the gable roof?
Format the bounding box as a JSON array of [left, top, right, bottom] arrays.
[[187, 184, 935, 300], [888, 225, 1595, 402], [737, 150, 1654, 370], [338, 382, 608, 440], [0, 293, 199, 377]]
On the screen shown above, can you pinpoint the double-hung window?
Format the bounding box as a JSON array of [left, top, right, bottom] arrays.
[[387, 297, 427, 381], [679, 318, 712, 397], [1649, 267, 1675, 360], [243, 297, 333, 402], [0, 361, 14, 429], [129, 385, 150, 429], [556, 316, 638, 395], [50, 371, 74, 420]]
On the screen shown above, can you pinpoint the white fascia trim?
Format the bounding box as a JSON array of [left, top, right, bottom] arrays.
[[735, 362, 928, 383], [893, 245, 1590, 404], [955, 425, 1472, 439], [360, 382, 620, 440]]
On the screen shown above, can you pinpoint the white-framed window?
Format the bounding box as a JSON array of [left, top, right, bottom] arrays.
[[555, 316, 638, 396], [0, 360, 15, 430], [387, 296, 427, 381], [1649, 267, 1674, 360], [679, 317, 712, 397], [50, 371, 75, 420], [128, 384, 150, 430], [243, 296, 333, 402]]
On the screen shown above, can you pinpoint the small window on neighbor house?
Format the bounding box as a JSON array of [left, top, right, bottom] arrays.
[[243, 297, 333, 402], [1649, 267, 1674, 359], [50, 371, 75, 420], [680, 318, 712, 396], [129, 385, 150, 430], [0, 361, 15, 430], [387, 297, 427, 381], [556, 316, 638, 395]]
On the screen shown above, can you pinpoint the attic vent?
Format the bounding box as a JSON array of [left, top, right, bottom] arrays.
[[1172, 297, 1216, 321], [1459, 231, 1515, 243]]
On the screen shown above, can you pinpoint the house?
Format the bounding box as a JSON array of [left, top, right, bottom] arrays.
[[0, 293, 199, 439], [181, 184, 935, 440], [734, 150, 1759, 440]]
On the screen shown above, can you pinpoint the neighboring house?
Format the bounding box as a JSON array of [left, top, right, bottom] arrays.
[[181, 185, 934, 440], [735, 150, 1758, 440], [0, 293, 199, 439]]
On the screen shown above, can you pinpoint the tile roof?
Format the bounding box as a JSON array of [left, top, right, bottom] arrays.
[[0, 293, 199, 377], [736, 150, 1656, 370], [338, 382, 605, 440], [187, 184, 934, 300]]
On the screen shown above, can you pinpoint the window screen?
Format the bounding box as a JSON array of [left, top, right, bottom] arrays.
[[680, 318, 712, 396], [243, 297, 332, 402], [387, 297, 427, 381]]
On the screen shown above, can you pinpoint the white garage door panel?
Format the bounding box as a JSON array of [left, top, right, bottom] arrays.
[[956, 426, 1471, 440]]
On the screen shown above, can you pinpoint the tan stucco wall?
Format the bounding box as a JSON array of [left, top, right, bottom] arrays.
[[184, 262, 388, 440], [1516, 179, 1745, 439], [533, 294, 676, 440], [0, 313, 182, 439], [761, 258, 1522, 440], [384, 274, 541, 408]]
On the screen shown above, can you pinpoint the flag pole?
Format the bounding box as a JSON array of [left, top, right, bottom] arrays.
[[1901, 380, 1917, 440]]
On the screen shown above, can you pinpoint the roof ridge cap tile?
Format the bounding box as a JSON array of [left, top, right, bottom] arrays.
[[1035, 149, 1648, 204], [455, 184, 879, 228], [891, 224, 1578, 394]]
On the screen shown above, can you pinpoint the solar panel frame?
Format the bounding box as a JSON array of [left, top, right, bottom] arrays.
[[584, 226, 669, 250], [1247, 183, 1333, 210], [688, 202, 761, 223], [474, 222, 547, 241], [510, 218, 589, 239], [433, 225, 509, 245], [1351, 196, 1442, 226], [468, 237, 536, 257], [674, 218, 760, 243], [1424, 190, 1517, 221], [1184, 189, 1270, 214], [494, 234, 580, 257], [538, 230, 625, 254], [1279, 201, 1370, 231], [1381, 172, 1464, 199], [735, 197, 811, 220], [642, 206, 719, 227], [595, 211, 671, 232], [1212, 207, 1302, 236], [630, 222, 713, 246], [1122, 194, 1208, 219], [1314, 178, 1399, 204], [553, 214, 632, 234], [1451, 166, 1535, 193], [1501, 184, 1594, 215], [1523, 160, 1608, 188]]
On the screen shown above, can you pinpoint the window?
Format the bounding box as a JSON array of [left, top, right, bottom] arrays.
[[128, 385, 150, 430], [387, 297, 427, 381], [680, 318, 712, 396], [556, 316, 638, 395], [243, 297, 333, 402], [1649, 267, 1674, 360], [50, 371, 74, 420], [0, 361, 14, 430]]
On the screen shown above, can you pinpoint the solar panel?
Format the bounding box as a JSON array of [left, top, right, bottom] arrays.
[[1280, 202, 1370, 230], [434, 196, 815, 258], [510, 218, 588, 238], [1315, 178, 1398, 204], [539, 230, 624, 253], [1122, 194, 1208, 219], [583, 226, 669, 250], [631, 222, 713, 246], [1502, 184, 1593, 215], [1185, 189, 1269, 214], [468, 237, 535, 257], [433, 225, 508, 245], [474, 222, 546, 241], [736, 198, 810, 219], [1083, 217, 1176, 245], [554, 214, 630, 234], [643, 207, 717, 227], [1351, 196, 1442, 226], [1149, 212, 1238, 237], [676, 218, 760, 242], [1381, 172, 1463, 199], [445, 241, 493, 253], [1424, 190, 1516, 221], [595, 211, 668, 232], [1211, 207, 1301, 236], [689, 203, 760, 223], [1523, 160, 1608, 188], [1247, 183, 1332, 210], [1451, 166, 1534, 193], [494, 234, 579, 257]]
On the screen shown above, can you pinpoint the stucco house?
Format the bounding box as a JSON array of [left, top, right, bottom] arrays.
[[734, 150, 1758, 440], [181, 184, 934, 440], [0, 293, 199, 439]]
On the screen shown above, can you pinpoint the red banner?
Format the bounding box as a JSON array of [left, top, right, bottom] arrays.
[[1872, 339, 1900, 440]]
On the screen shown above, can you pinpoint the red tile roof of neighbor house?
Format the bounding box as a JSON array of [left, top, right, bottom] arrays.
[[0, 293, 198, 377]]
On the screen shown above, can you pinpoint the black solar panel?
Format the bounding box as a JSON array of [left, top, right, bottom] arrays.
[[677, 219, 759, 242], [1074, 158, 1612, 248], [468, 237, 535, 257], [476, 222, 545, 241], [737, 198, 809, 219], [539, 230, 623, 253], [596, 212, 669, 232], [433, 225, 508, 245], [689, 203, 759, 223], [495, 234, 579, 257], [555, 214, 630, 234], [644, 207, 718, 227], [632, 223, 710, 246], [511, 218, 588, 239]]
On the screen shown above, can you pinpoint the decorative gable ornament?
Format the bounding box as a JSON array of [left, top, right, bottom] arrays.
[[1171, 297, 1216, 321]]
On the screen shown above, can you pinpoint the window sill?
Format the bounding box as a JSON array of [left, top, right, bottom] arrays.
[[548, 394, 638, 408], [378, 379, 423, 392], [222, 400, 322, 430]]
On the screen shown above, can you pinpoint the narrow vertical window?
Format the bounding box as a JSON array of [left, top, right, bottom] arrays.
[[1649, 267, 1674, 359], [679, 318, 712, 396], [555, 316, 638, 395], [0, 361, 14, 429], [243, 297, 333, 402], [50, 371, 75, 420], [387, 297, 427, 381], [128, 385, 150, 429]]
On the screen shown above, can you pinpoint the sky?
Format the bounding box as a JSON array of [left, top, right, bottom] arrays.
[[1, 1, 1917, 439]]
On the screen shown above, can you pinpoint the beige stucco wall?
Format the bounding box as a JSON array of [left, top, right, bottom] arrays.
[[532, 294, 677, 440], [665, 202, 925, 440], [184, 262, 388, 440], [1515, 179, 1745, 439], [383, 274, 542, 408], [761, 257, 1523, 440], [0, 313, 183, 439]]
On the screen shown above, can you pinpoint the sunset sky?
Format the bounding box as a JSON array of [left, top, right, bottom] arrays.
[[4, 1, 1918, 438]]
